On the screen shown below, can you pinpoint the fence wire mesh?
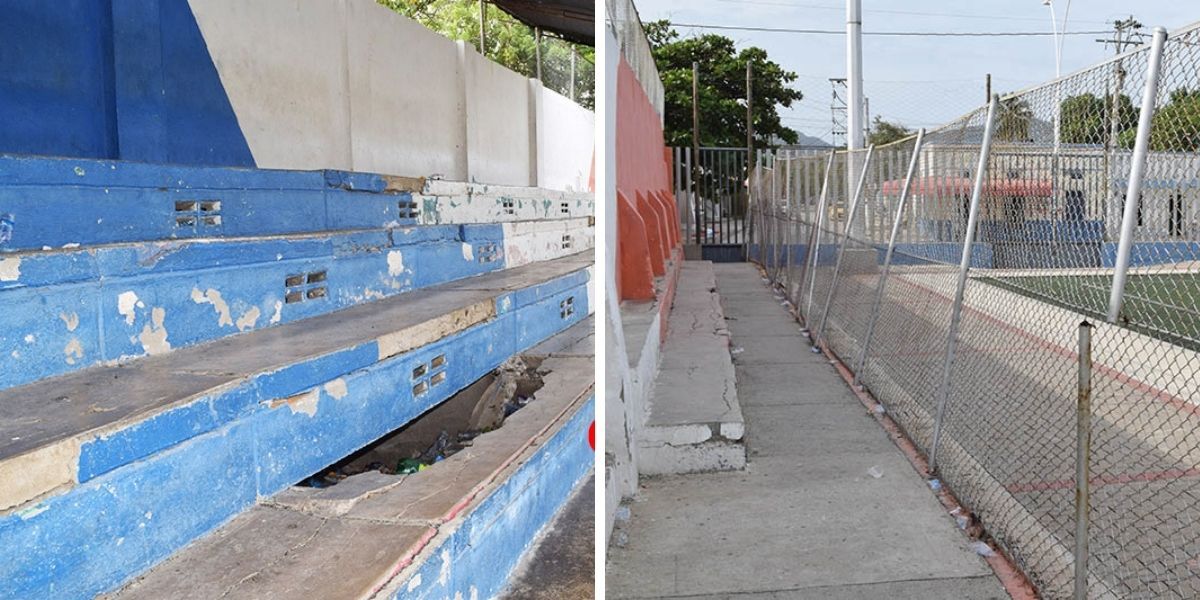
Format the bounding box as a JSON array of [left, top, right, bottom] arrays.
[[751, 21, 1200, 599], [605, 0, 664, 114]]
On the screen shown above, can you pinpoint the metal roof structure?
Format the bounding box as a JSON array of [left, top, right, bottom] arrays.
[[490, 0, 593, 45]]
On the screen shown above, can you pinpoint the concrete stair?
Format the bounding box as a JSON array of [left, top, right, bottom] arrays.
[[0, 155, 594, 599], [636, 261, 746, 475], [107, 334, 594, 600]]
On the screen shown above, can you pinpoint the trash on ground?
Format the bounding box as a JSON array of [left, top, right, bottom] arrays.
[[867, 466, 884, 479], [970, 541, 996, 557], [928, 478, 942, 491]]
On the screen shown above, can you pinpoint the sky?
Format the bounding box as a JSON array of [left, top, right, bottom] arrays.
[[631, 0, 1198, 144]]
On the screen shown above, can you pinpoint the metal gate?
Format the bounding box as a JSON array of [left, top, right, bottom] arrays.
[[672, 147, 750, 261]]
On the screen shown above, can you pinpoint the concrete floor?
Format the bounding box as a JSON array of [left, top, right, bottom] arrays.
[[501, 475, 595, 599], [607, 262, 1009, 600]]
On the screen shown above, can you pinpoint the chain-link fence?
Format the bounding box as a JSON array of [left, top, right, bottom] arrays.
[[538, 35, 595, 110], [752, 21, 1200, 599], [605, 0, 664, 115]]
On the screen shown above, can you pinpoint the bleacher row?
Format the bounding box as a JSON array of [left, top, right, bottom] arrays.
[[0, 154, 594, 599]]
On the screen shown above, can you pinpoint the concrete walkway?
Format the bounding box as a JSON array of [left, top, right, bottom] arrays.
[[607, 262, 1008, 599]]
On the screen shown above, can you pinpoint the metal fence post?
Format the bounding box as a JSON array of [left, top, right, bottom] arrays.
[[784, 153, 793, 291], [771, 152, 780, 278], [815, 145, 875, 347], [929, 95, 1000, 473], [803, 152, 836, 327], [854, 129, 926, 387], [1107, 27, 1167, 323], [1074, 321, 1094, 600]]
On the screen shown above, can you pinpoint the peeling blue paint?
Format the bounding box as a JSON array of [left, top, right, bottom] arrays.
[[0, 270, 588, 599], [399, 395, 594, 600], [0, 225, 510, 390]]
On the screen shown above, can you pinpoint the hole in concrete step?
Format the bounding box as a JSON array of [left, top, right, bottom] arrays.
[[285, 274, 305, 287], [285, 290, 304, 304], [412, 364, 427, 379], [306, 287, 327, 300], [431, 354, 446, 369], [174, 201, 198, 212], [306, 270, 326, 284], [297, 357, 546, 487], [430, 371, 446, 387]]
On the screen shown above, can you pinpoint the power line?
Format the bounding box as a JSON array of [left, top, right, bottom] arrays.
[[670, 22, 1112, 37], [710, 0, 1113, 25]]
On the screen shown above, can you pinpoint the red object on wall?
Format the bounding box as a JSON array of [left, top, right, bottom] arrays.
[[615, 57, 680, 301]]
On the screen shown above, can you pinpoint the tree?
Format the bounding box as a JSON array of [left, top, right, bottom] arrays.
[[868, 117, 913, 146], [377, 0, 594, 109], [996, 97, 1034, 142], [645, 20, 802, 148], [1143, 88, 1200, 152], [1060, 93, 1136, 145]]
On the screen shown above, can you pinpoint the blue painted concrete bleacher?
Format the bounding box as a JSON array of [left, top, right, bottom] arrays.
[[0, 154, 592, 599]]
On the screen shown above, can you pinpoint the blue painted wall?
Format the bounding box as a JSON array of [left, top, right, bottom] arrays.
[[0, 1, 253, 165], [0, 0, 119, 159], [0, 271, 590, 599], [1101, 242, 1200, 267], [110, 0, 253, 166], [400, 396, 595, 600]]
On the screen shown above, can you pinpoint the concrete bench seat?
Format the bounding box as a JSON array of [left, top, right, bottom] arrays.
[[106, 348, 595, 600], [637, 261, 745, 474], [0, 252, 591, 599]]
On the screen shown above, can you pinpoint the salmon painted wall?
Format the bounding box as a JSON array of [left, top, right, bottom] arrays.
[[615, 57, 679, 301]]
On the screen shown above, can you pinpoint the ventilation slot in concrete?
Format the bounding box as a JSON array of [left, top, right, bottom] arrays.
[[174, 199, 222, 230], [477, 242, 500, 264], [502, 198, 515, 215], [397, 198, 419, 219], [285, 270, 329, 304], [296, 357, 546, 487], [560, 201, 570, 215], [559, 296, 575, 319], [561, 234, 573, 250]]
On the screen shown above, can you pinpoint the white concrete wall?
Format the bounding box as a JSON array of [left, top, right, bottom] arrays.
[[537, 87, 595, 192], [463, 47, 535, 186], [191, 0, 354, 171], [346, 1, 467, 180], [190, 0, 591, 190]]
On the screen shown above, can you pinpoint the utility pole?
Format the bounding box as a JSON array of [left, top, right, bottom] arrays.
[[569, 46, 577, 101], [863, 96, 871, 141], [746, 61, 754, 231], [535, 27, 543, 82], [693, 62, 702, 244], [1096, 16, 1142, 239], [1096, 17, 1143, 150], [830, 78, 847, 147], [746, 61, 754, 167], [478, 0, 487, 55], [846, 0, 864, 151], [985, 73, 992, 104]]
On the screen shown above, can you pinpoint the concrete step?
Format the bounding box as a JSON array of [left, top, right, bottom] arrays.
[[637, 261, 746, 475], [0, 253, 592, 599], [0, 154, 591, 251], [107, 353, 595, 600]]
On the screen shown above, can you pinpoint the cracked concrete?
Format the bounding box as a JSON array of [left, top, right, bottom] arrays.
[[639, 262, 745, 475], [608, 263, 1007, 599], [108, 356, 595, 600]]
